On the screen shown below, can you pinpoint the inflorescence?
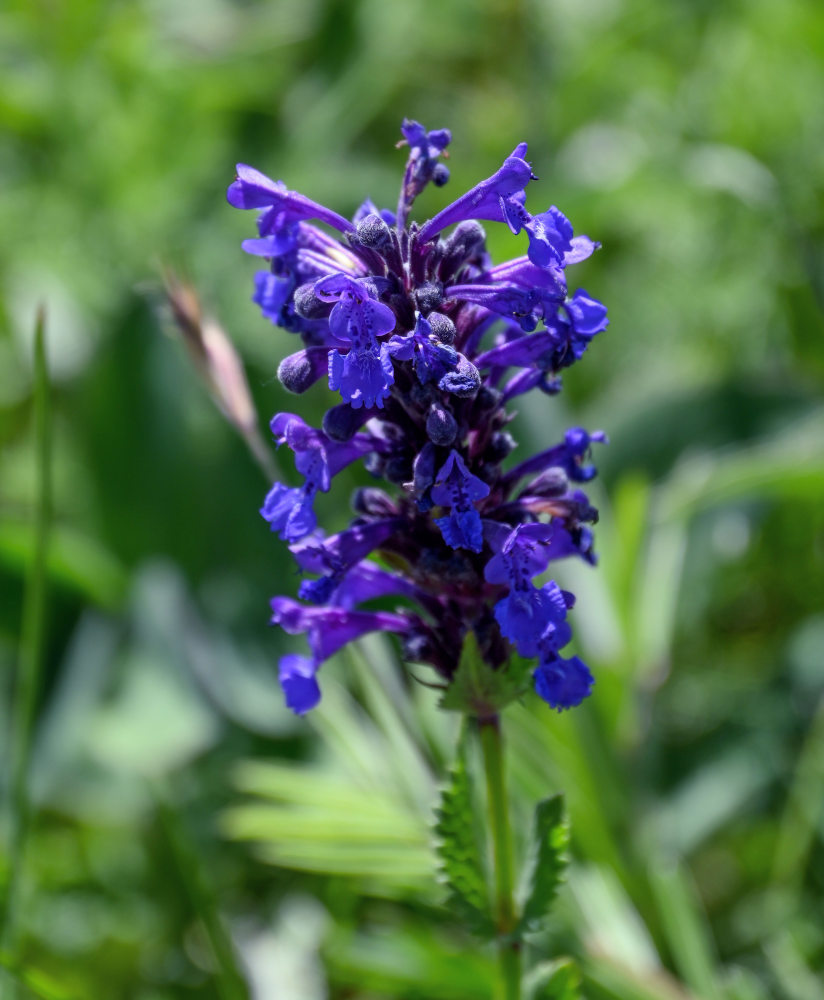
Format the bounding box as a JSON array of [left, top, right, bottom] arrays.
[[228, 120, 609, 716]]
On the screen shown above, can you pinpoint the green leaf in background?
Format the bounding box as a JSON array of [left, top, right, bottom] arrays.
[[525, 958, 582, 1000], [516, 795, 569, 938], [0, 520, 127, 612], [433, 729, 494, 938]]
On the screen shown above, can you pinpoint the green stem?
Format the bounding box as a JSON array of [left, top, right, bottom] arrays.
[[1, 310, 51, 997], [479, 715, 521, 1000]]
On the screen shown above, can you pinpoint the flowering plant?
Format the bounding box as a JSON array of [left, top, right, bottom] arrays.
[[227, 120, 608, 999]]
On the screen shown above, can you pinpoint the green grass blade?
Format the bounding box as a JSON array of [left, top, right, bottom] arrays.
[[1, 308, 52, 985], [647, 859, 724, 1000], [154, 786, 249, 1000], [770, 694, 824, 890]]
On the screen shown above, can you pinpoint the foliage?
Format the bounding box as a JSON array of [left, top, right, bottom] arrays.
[[516, 796, 569, 939], [433, 730, 494, 938]]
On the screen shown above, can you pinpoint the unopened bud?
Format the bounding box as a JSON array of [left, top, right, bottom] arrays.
[[486, 431, 516, 462], [426, 405, 458, 446], [444, 221, 486, 259], [427, 312, 456, 344], [293, 282, 331, 319], [322, 402, 367, 442], [528, 468, 570, 498], [351, 487, 397, 517], [414, 282, 443, 313], [355, 213, 392, 249], [277, 348, 329, 394], [412, 442, 436, 494], [474, 386, 501, 411], [432, 163, 450, 187]]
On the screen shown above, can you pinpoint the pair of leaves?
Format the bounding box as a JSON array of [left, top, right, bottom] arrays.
[[434, 733, 570, 945]]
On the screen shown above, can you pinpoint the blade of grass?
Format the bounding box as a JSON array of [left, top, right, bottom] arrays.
[[647, 859, 724, 1000], [153, 784, 249, 1000], [770, 694, 824, 891], [0, 308, 52, 993]]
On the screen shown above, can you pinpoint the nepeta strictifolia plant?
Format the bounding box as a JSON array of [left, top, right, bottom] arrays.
[[227, 121, 609, 1000]]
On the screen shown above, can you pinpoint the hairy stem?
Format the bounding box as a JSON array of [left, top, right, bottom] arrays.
[[479, 715, 521, 1000]]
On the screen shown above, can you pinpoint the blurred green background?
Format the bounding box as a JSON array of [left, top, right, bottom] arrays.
[[1, 0, 823, 997]]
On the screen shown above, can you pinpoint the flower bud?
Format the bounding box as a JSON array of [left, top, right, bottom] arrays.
[[356, 213, 392, 249], [432, 163, 450, 187], [427, 312, 456, 345], [413, 442, 437, 494], [351, 487, 398, 517], [486, 431, 516, 462], [443, 221, 486, 259], [293, 282, 331, 319], [426, 405, 458, 446], [527, 467, 569, 497], [277, 348, 329, 394], [323, 402, 367, 442], [414, 282, 443, 313]]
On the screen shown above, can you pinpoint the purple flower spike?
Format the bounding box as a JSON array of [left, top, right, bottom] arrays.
[[229, 121, 607, 714]]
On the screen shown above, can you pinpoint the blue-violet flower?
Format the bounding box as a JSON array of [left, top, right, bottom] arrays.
[[229, 120, 608, 715]]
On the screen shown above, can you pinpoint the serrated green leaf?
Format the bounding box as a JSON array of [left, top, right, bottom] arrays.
[[433, 733, 494, 937], [439, 632, 532, 716], [516, 795, 569, 936], [526, 958, 582, 1000]]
